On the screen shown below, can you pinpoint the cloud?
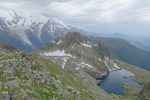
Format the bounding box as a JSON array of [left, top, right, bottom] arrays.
[[0, 0, 150, 36], [48, 0, 136, 23]]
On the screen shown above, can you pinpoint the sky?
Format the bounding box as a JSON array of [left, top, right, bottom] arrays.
[[0, 0, 150, 37]]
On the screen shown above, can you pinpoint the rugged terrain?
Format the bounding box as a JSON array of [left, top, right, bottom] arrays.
[[0, 10, 84, 51], [0, 44, 112, 100], [0, 32, 150, 100], [41, 32, 120, 79], [0, 11, 150, 99]]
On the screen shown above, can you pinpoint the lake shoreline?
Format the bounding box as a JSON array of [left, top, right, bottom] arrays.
[[97, 69, 144, 95]]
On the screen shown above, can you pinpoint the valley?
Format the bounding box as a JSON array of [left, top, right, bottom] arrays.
[[0, 10, 150, 100]]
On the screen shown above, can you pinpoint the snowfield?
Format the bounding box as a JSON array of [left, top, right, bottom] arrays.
[[41, 50, 72, 57]]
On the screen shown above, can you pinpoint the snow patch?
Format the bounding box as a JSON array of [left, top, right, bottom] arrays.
[[56, 40, 62, 44], [98, 59, 102, 62], [78, 61, 93, 68], [114, 63, 120, 69], [76, 67, 80, 70], [105, 56, 109, 61], [62, 58, 67, 69], [41, 50, 72, 57], [104, 60, 111, 71], [48, 17, 70, 29], [81, 42, 92, 48]]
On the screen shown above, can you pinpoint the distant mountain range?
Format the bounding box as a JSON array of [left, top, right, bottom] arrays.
[[96, 37, 150, 71], [90, 32, 150, 52], [0, 10, 84, 52]]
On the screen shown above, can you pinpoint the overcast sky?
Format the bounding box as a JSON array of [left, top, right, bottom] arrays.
[[0, 0, 150, 37]]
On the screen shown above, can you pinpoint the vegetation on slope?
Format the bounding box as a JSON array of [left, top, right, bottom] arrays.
[[0, 45, 111, 100]]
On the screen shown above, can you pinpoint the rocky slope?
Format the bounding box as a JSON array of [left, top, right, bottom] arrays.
[[41, 32, 120, 80], [0, 44, 113, 100], [0, 10, 84, 52]]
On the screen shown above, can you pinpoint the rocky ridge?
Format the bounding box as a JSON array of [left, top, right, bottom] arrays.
[[41, 32, 120, 80]]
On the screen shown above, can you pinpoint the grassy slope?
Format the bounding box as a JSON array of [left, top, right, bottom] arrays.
[[0, 48, 112, 100]]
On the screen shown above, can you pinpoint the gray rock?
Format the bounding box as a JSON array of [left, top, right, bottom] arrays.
[[54, 80, 62, 90], [7, 79, 20, 88], [66, 86, 80, 95], [72, 90, 80, 95], [4, 68, 14, 77]]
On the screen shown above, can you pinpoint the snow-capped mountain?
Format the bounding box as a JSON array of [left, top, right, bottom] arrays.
[[0, 10, 84, 51], [41, 32, 120, 79]]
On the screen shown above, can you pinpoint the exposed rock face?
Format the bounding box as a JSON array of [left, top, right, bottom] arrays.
[[41, 32, 120, 80]]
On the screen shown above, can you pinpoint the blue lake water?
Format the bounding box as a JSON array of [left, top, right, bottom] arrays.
[[98, 70, 143, 95]]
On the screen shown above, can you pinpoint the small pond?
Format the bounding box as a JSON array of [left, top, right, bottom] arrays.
[[98, 70, 144, 95]]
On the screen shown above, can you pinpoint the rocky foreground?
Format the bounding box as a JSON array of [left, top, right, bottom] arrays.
[[0, 44, 112, 100]]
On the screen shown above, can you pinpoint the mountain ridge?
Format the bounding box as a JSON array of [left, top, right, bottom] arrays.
[[96, 37, 150, 71], [0, 10, 85, 52], [41, 32, 120, 80]]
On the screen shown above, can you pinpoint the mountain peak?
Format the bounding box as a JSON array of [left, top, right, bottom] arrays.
[[64, 32, 85, 45], [49, 17, 68, 26], [0, 11, 85, 52]]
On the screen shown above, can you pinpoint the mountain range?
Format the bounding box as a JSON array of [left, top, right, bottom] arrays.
[[91, 32, 150, 52], [96, 37, 150, 71], [0, 10, 84, 52], [0, 10, 150, 100]]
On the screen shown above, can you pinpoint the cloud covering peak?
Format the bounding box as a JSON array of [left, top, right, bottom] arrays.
[[0, 0, 150, 36]]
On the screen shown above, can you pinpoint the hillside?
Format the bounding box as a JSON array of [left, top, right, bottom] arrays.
[[0, 44, 150, 100], [96, 37, 150, 71], [41, 32, 121, 77], [0, 44, 113, 100]]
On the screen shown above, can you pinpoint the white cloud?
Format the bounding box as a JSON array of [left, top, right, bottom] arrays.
[[48, 0, 135, 23], [1, 0, 150, 36], [47, 0, 150, 36]]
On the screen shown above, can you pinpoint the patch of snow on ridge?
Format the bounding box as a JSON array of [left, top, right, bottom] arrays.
[[48, 17, 70, 29], [76, 67, 80, 70], [98, 59, 102, 62], [62, 58, 67, 69], [105, 56, 109, 61], [114, 63, 120, 69], [104, 60, 111, 71], [81, 42, 92, 48], [56, 40, 63, 44], [78, 61, 93, 68], [41, 50, 72, 57]]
